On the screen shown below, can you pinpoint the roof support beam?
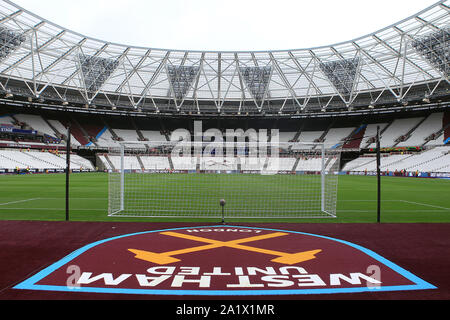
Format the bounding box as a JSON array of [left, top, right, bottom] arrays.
[[135, 51, 170, 107], [115, 49, 151, 93], [61, 42, 109, 87], [393, 26, 449, 83], [1, 21, 47, 74], [0, 10, 23, 26], [268, 52, 302, 111], [288, 51, 323, 97], [33, 37, 87, 81]]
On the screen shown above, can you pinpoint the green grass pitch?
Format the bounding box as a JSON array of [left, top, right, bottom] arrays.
[[0, 172, 448, 223]]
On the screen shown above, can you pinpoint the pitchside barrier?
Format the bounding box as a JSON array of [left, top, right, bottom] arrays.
[[107, 141, 341, 219]]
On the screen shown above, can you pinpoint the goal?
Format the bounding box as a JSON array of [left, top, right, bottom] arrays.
[[106, 141, 340, 219]]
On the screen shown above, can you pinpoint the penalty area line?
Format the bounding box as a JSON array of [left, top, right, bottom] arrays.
[[0, 198, 41, 206], [399, 200, 450, 211], [0, 208, 104, 212]]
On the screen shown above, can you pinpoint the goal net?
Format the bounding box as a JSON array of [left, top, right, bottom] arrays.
[[106, 141, 340, 219]]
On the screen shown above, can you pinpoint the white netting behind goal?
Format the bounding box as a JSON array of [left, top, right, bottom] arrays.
[[106, 141, 340, 219]]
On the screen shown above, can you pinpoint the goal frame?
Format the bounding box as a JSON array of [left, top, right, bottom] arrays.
[[108, 141, 338, 219]]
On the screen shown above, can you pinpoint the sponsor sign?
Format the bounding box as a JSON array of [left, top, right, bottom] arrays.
[[0, 126, 37, 135]]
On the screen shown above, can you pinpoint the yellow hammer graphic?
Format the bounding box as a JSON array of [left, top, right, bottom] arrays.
[[129, 232, 321, 265]]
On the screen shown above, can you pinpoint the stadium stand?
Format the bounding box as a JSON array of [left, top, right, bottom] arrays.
[[342, 147, 450, 174], [58, 120, 90, 146], [2, 108, 449, 176], [367, 118, 424, 149], [172, 157, 197, 171], [0, 149, 94, 172], [323, 127, 356, 149], [343, 125, 367, 149], [426, 111, 450, 146], [13, 114, 59, 140], [141, 131, 168, 143], [81, 124, 105, 146], [107, 155, 141, 171], [361, 123, 389, 149], [140, 156, 172, 171], [279, 132, 297, 145], [114, 129, 139, 143], [95, 129, 121, 148], [0, 0, 448, 221], [0, 115, 15, 126], [47, 120, 81, 146], [294, 131, 324, 150], [276, 157, 298, 172], [200, 157, 238, 171], [397, 113, 444, 147]]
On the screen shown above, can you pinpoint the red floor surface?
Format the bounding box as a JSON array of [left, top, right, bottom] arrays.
[[0, 221, 449, 300]]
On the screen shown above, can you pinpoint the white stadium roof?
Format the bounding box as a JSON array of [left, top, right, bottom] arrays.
[[0, 0, 448, 115]]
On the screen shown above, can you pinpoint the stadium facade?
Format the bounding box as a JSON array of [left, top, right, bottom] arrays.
[[0, 0, 447, 116], [0, 0, 448, 176]]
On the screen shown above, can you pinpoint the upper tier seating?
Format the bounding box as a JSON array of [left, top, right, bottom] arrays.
[[14, 114, 58, 139], [397, 113, 443, 147]]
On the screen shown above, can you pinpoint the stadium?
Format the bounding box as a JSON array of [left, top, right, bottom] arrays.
[[0, 0, 449, 303]]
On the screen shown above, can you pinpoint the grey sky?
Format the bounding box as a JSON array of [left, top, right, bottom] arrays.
[[12, 0, 440, 51]]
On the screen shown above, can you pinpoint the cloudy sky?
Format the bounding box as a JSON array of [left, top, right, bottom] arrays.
[[12, 0, 440, 51]]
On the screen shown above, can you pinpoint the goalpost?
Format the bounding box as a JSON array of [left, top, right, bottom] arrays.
[[107, 141, 340, 219]]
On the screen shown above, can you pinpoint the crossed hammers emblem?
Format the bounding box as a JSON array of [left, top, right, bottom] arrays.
[[129, 231, 321, 265]]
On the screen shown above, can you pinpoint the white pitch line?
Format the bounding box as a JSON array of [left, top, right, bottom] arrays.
[[337, 210, 447, 213], [340, 200, 403, 202], [400, 200, 450, 211], [0, 198, 40, 206], [33, 198, 107, 200], [0, 208, 104, 211]]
